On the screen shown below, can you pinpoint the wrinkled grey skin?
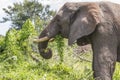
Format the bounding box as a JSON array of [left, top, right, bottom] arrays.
[[38, 2, 120, 80]]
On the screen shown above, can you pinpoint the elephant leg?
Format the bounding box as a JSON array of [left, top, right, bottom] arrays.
[[92, 44, 117, 80], [117, 45, 120, 62], [91, 35, 117, 80]]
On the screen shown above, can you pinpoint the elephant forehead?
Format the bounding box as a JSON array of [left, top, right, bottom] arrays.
[[64, 2, 79, 10], [56, 11, 71, 21], [57, 10, 63, 16]]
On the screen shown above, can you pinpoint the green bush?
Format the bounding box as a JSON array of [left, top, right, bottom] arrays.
[[0, 19, 35, 62], [0, 35, 5, 53]]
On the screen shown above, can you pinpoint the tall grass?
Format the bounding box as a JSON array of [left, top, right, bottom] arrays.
[[0, 45, 120, 80]]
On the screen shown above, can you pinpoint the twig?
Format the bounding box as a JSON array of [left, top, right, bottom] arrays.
[[30, 54, 40, 62], [78, 56, 92, 62]]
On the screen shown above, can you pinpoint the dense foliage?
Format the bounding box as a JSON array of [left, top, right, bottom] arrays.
[[0, 19, 93, 80], [0, 19, 35, 62], [0, 35, 5, 53], [0, 0, 120, 80], [0, 19, 120, 80]]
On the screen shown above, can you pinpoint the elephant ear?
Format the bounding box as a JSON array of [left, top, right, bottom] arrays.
[[68, 3, 101, 45]]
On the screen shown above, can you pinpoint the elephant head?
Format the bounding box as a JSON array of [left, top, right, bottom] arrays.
[[34, 2, 102, 59]]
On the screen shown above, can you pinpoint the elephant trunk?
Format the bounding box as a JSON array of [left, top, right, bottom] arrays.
[[34, 21, 59, 59], [34, 29, 51, 59], [38, 37, 52, 59]]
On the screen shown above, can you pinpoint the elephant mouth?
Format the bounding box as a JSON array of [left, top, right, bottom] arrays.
[[77, 37, 91, 46]]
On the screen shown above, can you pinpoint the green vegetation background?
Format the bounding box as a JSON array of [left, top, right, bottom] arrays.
[[0, 19, 120, 80], [0, 0, 120, 80]]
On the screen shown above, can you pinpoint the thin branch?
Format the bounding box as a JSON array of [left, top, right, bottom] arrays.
[[30, 54, 40, 62], [78, 56, 92, 62]]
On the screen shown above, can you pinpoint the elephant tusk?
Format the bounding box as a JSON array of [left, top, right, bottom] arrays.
[[33, 36, 49, 43], [49, 38, 55, 42]]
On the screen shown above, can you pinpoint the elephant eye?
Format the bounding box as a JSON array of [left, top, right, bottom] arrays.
[[57, 19, 60, 22], [56, 18, 61, 25]]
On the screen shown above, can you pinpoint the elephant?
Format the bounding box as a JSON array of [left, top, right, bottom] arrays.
[[34, 2, 120, 80]]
